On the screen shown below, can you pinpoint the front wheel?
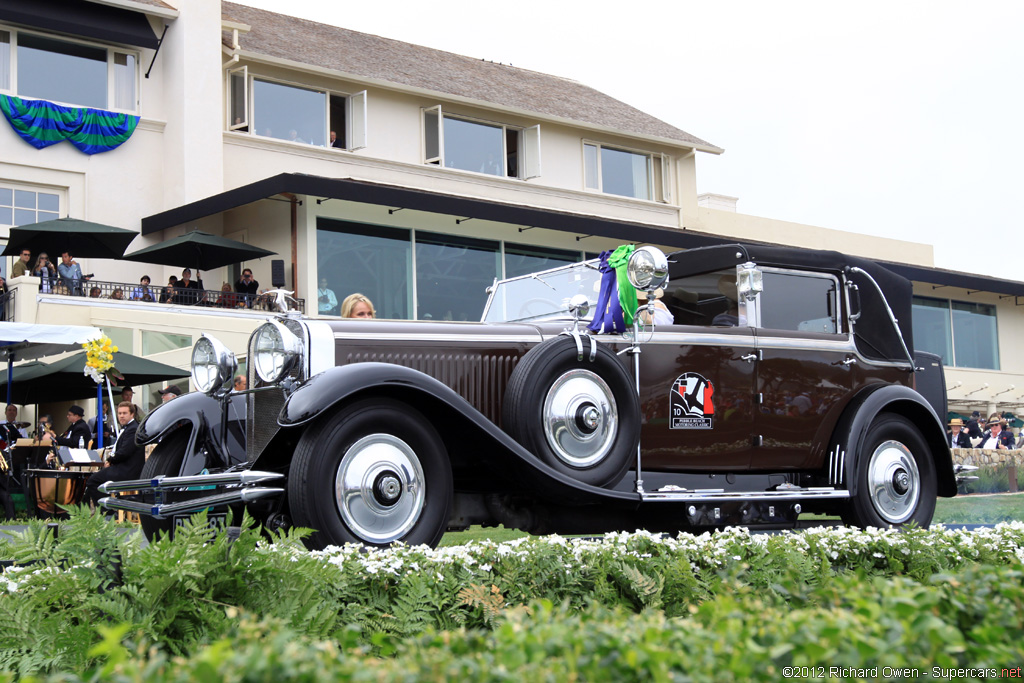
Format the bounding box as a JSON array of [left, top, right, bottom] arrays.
[[843, 413, 937, 528], [287, 398, 453, 550], [138, 429, 189, 542]]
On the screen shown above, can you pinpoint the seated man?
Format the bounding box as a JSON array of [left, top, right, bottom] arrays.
[[84, 402, 146, 508]]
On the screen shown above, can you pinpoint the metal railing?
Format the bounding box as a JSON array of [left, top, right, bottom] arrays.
[[0, 288, 14, 322], [37, 278, 306, 314]]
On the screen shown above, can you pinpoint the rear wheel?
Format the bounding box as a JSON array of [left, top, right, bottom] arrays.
[[844, 413, 937, 528], [287, 398, 452, 550]]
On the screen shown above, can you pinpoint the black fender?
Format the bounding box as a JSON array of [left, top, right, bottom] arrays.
[[830, 383, 956, 497], [262, 362, 641, 506], [136, 392, 247, 476]]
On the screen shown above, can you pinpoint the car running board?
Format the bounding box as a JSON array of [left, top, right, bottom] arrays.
[[642, 486, 850, 502], [98, 470, 284, 520]]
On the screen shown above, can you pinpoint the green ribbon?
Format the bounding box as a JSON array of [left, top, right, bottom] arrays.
[[607, 244, 637, 325]]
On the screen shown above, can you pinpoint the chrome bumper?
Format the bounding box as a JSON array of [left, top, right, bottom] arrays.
[[98, 470, 284, 519]]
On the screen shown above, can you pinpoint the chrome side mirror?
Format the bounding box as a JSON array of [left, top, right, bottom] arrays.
[[568, 294, 590, 321]]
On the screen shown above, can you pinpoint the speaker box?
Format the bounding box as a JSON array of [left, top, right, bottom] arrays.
[[271, 259, 286, 287]]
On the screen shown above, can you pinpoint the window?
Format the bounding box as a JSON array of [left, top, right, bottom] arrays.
[[758, 270, 839, 334], [583, 142, 670, 202], [317, 219, 412, 320], [141, 331, 192, 355], [912, 296, 999, 369], [504, 243, 579, 279], [422, 106, 540, 179], [229, 72, 367, 150], [0, 28, 137, 111], [102, 326, 134, 355], [0, 185, 60, 227], [416, 232, 500, 322]]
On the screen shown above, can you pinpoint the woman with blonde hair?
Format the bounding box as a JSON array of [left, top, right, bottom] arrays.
[[341, 293, 375, 319]]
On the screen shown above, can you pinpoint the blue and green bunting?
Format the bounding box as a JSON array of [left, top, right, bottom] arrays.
[[0, 95, 139, 155]]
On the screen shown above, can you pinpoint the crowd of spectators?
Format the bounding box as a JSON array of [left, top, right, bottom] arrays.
[[948, 411, 1024, 450], [5, 250, 292, 310]]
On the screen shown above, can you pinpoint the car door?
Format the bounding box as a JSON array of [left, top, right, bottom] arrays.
[[752, 268, 857, 470], [636, 267, 758, 471]]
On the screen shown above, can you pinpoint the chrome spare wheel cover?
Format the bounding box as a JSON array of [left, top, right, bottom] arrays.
[[867, 439, 920, 524], [543, 369, 617, 468], [335, 433, 426, 543]]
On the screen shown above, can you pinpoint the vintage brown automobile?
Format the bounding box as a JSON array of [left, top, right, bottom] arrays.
[[102, 243, 964, 548]]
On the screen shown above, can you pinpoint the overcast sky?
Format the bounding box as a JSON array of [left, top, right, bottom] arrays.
[[240, 0, 1023, 283]]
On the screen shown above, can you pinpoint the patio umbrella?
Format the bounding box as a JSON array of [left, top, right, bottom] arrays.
[[0, 350, 189, 405], [1, 218, 138, 260], [0, 322, 104, 404], [121, 229, 276, 271]]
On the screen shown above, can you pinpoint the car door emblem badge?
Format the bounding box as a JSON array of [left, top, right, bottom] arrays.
[[670, 372, 715, 429]]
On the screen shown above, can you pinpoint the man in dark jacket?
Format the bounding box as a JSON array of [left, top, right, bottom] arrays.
[[84, 402, 146, 507], [976, 414, 1016, 450], [947, 418, 972, 449], [964, 411, 986, 439], [53, 405, 92, 448]]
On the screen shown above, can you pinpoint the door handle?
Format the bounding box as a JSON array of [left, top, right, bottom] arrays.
[[740, 353, 758, 363], [833, 357, 857, 366]]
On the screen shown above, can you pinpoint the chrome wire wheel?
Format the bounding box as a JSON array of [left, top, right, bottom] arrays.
[[542, 369, 618, 468], [335, 433, 426, 544], [866, 439, 920, 524]]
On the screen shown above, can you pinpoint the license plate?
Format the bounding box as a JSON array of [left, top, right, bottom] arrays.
[[173, 512, 227, 529]]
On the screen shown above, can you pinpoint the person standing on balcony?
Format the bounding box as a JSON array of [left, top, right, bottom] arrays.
[[32, 254, 56, 293], [58, 251, 89, 296], [11, 249, 31, 278], [235, 268, 259, 308], [174, 268, 201, 305], [131, 275, 155, 302]]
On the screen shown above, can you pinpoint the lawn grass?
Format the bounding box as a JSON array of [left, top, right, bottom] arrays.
[[439, 492, 1024, 545]]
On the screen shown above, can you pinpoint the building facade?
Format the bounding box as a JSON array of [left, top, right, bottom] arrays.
[[1, 0, 1021, 420]]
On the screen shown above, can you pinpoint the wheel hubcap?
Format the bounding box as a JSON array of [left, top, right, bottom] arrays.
[[335, 433, 425, 543], [866, 439, 920, 524], [543, 369, 617, 467]]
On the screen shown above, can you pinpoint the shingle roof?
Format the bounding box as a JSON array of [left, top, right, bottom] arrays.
[[221, 2, 718, 151]]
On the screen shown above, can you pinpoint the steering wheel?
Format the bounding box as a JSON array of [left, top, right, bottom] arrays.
[[517, 297, 559, 318]]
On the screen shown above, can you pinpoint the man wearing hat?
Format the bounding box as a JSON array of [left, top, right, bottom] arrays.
[[159, 385, 182, 403], [947, 418, 971, 449], [977, 413, 1015, 450], [43, 406, 93, 465]]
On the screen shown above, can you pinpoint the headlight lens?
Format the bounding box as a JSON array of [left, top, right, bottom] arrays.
[[252, 321, 303, 384], [191, 334, 237, 395], [626, 246, 669, 292]]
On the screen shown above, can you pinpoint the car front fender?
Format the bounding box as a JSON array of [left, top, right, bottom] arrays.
[[137, 392, 246, 475]]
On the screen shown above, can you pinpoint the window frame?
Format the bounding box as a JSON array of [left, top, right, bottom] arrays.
[[751, 266, 843, 335], [0, 24, 140, 113], [421, 106, 540, 179], [227, 70, 368, 151], [582, 140, 670, 202]]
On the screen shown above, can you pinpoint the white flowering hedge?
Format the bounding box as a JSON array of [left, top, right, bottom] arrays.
[[0, 512, 1022, 679]]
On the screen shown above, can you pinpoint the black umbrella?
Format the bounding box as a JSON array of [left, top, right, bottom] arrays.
[[0, 351, 189, 405], [121, 229, 276, 271], [1, 218, 138, 259]]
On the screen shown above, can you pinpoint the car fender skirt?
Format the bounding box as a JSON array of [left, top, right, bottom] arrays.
[[831, 384, 956, 497], [278, 363, 640, 506]]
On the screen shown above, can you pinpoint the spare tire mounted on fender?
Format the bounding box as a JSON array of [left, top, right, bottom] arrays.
[[503, 335, 639, 487]]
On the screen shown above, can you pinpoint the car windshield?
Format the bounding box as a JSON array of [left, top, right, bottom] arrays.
[[482, 260, 603, 323]]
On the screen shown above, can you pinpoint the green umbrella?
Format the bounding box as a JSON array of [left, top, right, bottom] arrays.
[[122, 229, 276, 271], [1, 218, 138, 260], [0, 351, 189, 405]]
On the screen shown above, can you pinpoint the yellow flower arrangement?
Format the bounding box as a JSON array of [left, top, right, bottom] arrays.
[[83, 335, 122, 384]]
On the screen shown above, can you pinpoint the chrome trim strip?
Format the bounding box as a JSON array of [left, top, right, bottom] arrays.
[[642, 489, 850, 502], [331, 331, 545, 343], [98, 470, 283, 493]]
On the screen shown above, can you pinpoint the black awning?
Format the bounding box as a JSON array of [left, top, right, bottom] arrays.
[[0, 0, 161, 49], [141, 172, 1024, 299], [882, 261, 1024, 299], [141, 173, 730, 250]]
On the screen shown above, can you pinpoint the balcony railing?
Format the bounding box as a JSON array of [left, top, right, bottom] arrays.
[[33, 278, 306, 314], [0, 288, 14, 321]]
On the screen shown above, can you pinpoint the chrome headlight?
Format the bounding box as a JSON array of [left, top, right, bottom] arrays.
[[191, 334, 237, 395], [252, 320, 303, 384], [626, 246, 669, 292]]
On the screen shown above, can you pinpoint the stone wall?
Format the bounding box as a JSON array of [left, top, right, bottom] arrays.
[[950, 448, 1020, 467]]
